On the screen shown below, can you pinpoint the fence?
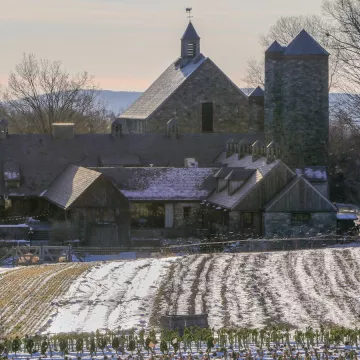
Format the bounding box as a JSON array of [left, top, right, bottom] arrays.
[[0, 236, 359, 266]]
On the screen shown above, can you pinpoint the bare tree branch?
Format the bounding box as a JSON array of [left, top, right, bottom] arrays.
[[0, 53, 110, 134]]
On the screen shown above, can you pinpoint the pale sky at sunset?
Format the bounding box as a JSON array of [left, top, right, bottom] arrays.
[[0, 0, 324, 91]]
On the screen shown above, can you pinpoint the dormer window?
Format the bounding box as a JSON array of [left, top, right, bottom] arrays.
[[226, 139, 238, 157], [266, 141, 281, 163], [252, 140, 265, 161], [217, 179, 227, 192], [238, 139, 252, 159]]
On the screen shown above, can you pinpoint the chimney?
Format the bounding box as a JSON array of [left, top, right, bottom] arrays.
[[52, 123, 75, 139]]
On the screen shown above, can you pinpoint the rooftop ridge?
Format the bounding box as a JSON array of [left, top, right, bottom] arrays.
[[284, 29, 329, 56]]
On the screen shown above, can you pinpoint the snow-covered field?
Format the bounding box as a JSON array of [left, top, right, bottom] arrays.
[[2, 247, 360, 335], [154, 248, 360, 329], [47, 258, 175, 333]]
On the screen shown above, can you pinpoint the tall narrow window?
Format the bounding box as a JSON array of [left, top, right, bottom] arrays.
[[202, 102, 214, 132]]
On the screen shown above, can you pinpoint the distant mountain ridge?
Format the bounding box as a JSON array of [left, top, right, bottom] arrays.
[[97, 89, 351, 118]]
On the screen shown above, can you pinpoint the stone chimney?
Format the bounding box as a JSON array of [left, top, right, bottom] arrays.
[[52, 123, 75, 139]]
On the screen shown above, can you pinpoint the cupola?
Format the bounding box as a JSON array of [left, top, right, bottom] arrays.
[[181, 21, 200, 65]]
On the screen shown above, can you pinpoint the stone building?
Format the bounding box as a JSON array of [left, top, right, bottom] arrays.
[[264, 30, 329, 168], [118, 22, 260, 134], [0, 23, 338, 244]]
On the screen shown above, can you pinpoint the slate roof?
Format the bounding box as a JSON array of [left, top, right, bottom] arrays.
[[249, 87, 264, 97], [207, 155, 288, 209], [43, 165, 101, 209], [181, 22, 200, 40], [207, 169, 263, 209], [90, 167, 218, 201], [266, 40, 285, 53], [284, 29, 329, 56], [0, 133, 262, 197], [119, 55, 207, 120], [225, 168, 255, 181]]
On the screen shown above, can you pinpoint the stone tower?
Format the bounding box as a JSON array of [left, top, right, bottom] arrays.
[[181, 21, 200, 65], [265, 30, 329, 168]]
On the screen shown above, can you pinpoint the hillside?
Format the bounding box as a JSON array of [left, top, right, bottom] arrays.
[[1, 247, 360, 335], [97, 90, 350, 118]]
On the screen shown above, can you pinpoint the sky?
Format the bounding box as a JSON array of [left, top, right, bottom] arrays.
[[0, 0, 324, 92]]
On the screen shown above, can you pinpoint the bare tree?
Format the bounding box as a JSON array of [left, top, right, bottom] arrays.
[[328, 108, 360, 204], [0, 53, 110, 134], [323, 0, 360, 116], [243, 15, 342, 90], [242, 59, 265, 88]]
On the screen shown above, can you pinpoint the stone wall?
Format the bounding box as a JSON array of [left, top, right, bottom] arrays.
[[146, 59, 257, 133], [265, 53, 329, 168], [263, 212, 337, 237], [249, 97, 264, 133]]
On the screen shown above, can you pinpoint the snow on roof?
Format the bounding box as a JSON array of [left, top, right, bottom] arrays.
[[296, 167, 327, 182], [119, 55, 207, 120], [3, 161, 20, 181], [337, 213, 358, 220], [91, 167, 218, 201]]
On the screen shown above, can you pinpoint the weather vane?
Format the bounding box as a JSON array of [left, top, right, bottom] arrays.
[[186, 7, 193, 20]]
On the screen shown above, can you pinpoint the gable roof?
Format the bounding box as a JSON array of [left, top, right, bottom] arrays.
[[249, 87, 264, 97], [43, 165, 102, 210], [264, 175, 337, 212], [284, 29, 329, 56], [266, 40, 285, 53], [181, 22, 200, 40], [119, 55, 207, 120], [90, 167, 217, 201]]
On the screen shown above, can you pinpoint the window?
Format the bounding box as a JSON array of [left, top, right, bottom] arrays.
[[291, 213, 310, 226], [5, 180, 20, 188], [243, 212, 253, 228], [131, 203, 165, 228], [183, 206, 191, 219], [202, 102, 214, 132]]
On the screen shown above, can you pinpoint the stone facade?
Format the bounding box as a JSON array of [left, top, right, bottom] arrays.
[[265, 52, 329, 168], [173, 202, 200, 228], [146, 59, 253, 133], [263, 212, 337, 237]]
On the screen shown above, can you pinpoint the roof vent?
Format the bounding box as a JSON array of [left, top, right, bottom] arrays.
[[184, 158, 198, 168]]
